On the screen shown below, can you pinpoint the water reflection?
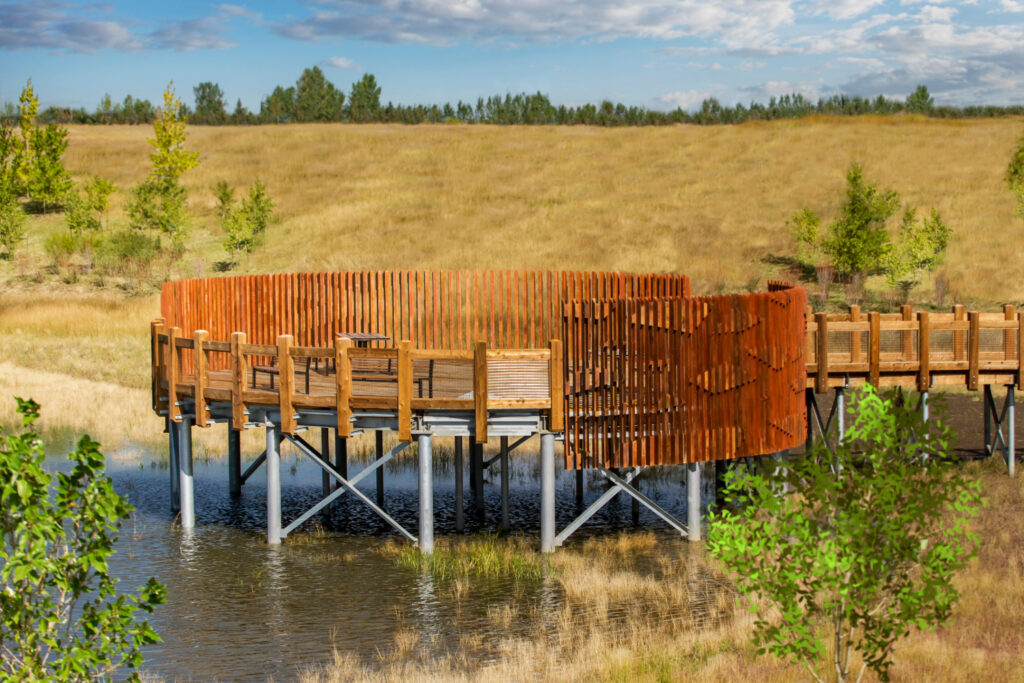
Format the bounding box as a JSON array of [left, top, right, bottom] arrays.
[[81, 445, 719, 681]]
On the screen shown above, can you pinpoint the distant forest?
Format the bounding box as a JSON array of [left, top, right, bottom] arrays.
[[8, 66, 1024, 127]]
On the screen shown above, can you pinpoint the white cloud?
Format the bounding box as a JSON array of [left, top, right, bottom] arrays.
[[739, 79, 822, 101], [659, 89, 715, 109], [271, 0, 798, 48], [322, 56, 357, 69], [918, 5, 956, 22], [808, 0, 885, 20], [996, 0, 1024, 11]]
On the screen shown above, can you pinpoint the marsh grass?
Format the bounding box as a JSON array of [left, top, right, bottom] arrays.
[[302, 458, 1024, 682], [383, 534, 547, 583]]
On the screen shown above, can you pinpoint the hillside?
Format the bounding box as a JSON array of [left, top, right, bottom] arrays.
[[5, 115, 1020, 301]]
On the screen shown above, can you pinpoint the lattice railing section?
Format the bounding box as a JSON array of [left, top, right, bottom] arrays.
[[161, 270, 689, 372], [563, 284, 808, 469], [807, 303, 1022, 392]]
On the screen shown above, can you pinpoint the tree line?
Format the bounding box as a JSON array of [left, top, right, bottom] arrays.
[[7, 70, 1024, 127]]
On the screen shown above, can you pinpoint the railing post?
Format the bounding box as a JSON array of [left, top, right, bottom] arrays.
[[869, 312, 881, 387], [151, 318, 166, 413], [168, 327, 181, 422], [548, 339, 564, 433], [334, 337, 353, 436], [230, 332, 247, 430], [398, 340, 412, 442], [917, 312, 930, 392], [194, 330, 209, 428], [474, 340, 488, 443], [968, 311, 980, 391], [815, 312, 828, 394], [277, 335, 295, 434]]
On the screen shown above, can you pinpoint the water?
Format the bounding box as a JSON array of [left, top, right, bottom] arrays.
[[63, 441, 717, 681]]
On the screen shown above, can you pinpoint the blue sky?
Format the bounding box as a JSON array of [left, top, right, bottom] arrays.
[[1, 1, 1022, 113]]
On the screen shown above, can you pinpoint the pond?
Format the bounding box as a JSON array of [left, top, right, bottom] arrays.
[[81, 437, 717, 681]]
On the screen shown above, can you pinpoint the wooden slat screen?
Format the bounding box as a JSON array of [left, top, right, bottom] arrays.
[[563, 283, 808, 468], [161, 270, 690, 372]]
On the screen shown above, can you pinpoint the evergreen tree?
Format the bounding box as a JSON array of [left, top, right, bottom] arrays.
[[905, 85, 934, 114], [294, 67, 344, 122], [349, 74, 381, 122], [192, 82, 227, 125]]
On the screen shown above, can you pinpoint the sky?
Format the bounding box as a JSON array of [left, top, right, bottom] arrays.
[[1, 0, 1022, 114]]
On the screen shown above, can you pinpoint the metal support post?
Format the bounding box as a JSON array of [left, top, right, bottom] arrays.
[[266, 424, 281, 545], [920, 391, 929, 423], [631, 473, 640, 525], [375, 430, 385, 509], [418, 433, 434, 554], [454, 436, 464, 532], [687, 461, 701, 542], [836, 386, 846, 445], [575, 468, 584, 509], [984, 384, 993, 455], [321, 428, 331, 497], [540, 432, 555, 553], [805, 388, 815, 451], [472, 442, 485, 516], [168, 416, 180, 514], [1008, 386, 1016, 477], [228, 427, 241, 497], [177, 418, 195, 529], [334, 433, 348, 479], [500, 436, 510, 530]]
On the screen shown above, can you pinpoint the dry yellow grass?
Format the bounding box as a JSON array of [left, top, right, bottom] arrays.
[[41, 116, 1023, 300], [300, 457, 1024, 682]]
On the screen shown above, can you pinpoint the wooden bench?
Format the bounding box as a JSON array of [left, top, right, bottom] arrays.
[[251, 357, 326, 394]]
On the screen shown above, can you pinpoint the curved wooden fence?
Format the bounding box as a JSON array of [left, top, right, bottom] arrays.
[[563, 282, 808, 467], [157, 271, 813, 468]]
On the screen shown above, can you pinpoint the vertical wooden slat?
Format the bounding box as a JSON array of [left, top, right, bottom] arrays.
[[230, 332, 247, 430], [474, 340, 488, 444], [1004, 304, 1016, 361], [194, 330, 209, 428], [815, 312, 829, 394], [968, 311, 980, 391], [278, 334, 296, 434], [849, 304, 861, 362], [1018, 312, 1024, 391], [953, 304, 965, 360], [917, 312, 930, 392], [901, 304, 913, 361], [869, 312, 881, 387], [151, 319, 165, 412], [335, 337, 352, 436], [168, 326, 181, 422], [398, 340, 412, 442]]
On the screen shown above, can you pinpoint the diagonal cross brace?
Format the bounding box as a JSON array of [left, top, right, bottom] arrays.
[[806, 388, 844, 455], [240, 449, 267, 484], [984, 385, 1013, 460], [483, 434, 533, 469], [553, 467, 688, 547], [282, 434, 414, 541]]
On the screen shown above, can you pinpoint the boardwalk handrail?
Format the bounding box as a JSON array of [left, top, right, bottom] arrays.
[[152, 320, 563, 444], [806, 303, 1023, 392]]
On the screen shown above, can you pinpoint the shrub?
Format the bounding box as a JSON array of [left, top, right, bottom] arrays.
[[708, 386, 981, 683], [0, 193, 24, 260], [0, 397, 165, 679], [94, 229, 161, 275]]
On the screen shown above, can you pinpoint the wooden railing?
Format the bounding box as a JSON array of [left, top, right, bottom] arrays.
[[807, 304, 1022, 392], [151, 319, 563, 444]]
